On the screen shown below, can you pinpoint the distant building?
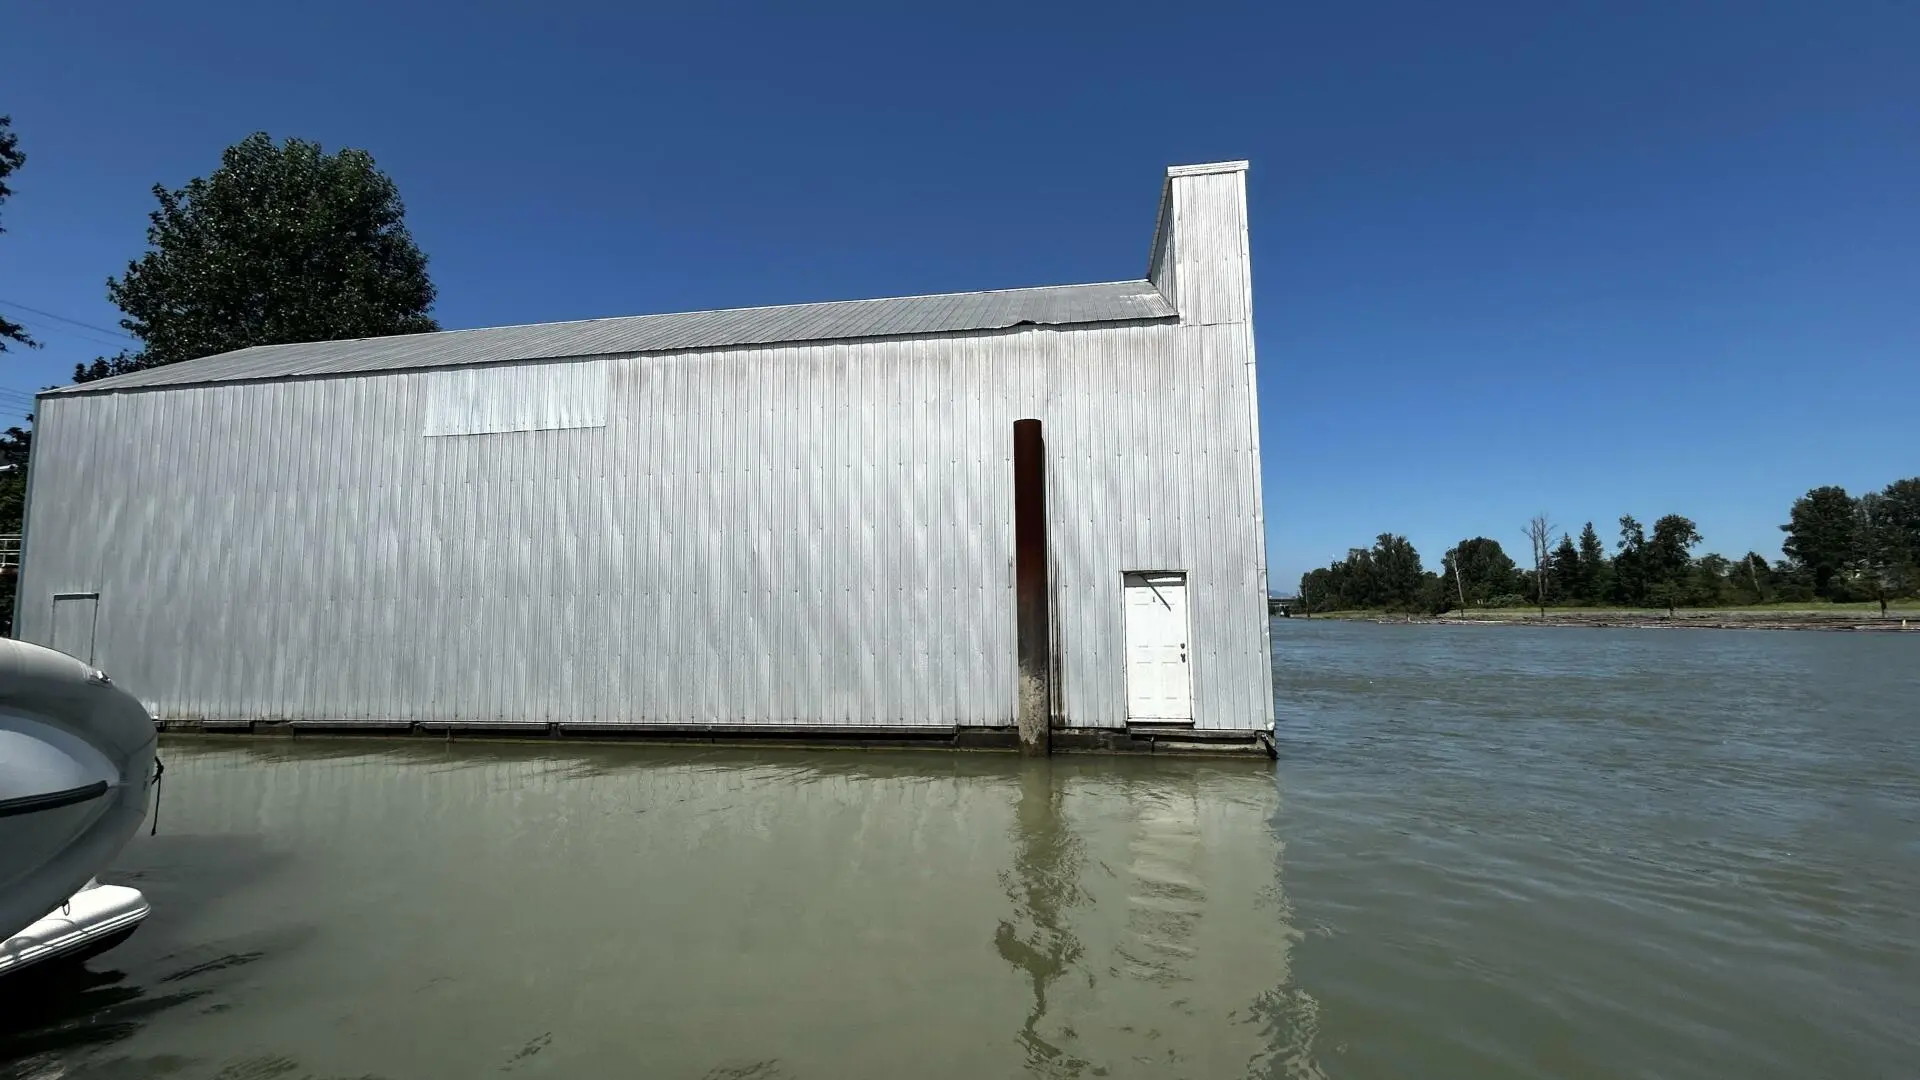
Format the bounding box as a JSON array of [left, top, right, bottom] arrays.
[[16, 162, 1273, 753]]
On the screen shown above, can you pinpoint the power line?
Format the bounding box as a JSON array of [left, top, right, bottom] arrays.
[[2, 327, 128, 353], [0, 299, 135, 341], [1, 316, 129, 351]]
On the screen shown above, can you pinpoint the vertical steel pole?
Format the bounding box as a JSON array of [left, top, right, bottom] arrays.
[[1013, 419, 1051, 755]]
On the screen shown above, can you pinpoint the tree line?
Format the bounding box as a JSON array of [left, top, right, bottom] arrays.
[[1, 115, 439, 634], [1298, 479, 1920, 617]]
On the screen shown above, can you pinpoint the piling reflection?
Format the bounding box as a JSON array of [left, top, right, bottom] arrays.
[[995, 764, 1094, 1075]]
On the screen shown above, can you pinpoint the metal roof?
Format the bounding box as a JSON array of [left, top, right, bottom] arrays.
[[49, 279, 1176, 395]]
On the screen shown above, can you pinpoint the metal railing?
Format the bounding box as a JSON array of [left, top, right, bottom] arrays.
[[0, 535, 18, 571]]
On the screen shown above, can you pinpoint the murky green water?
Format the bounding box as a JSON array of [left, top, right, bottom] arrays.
[[5, 620, 1918, 1078]]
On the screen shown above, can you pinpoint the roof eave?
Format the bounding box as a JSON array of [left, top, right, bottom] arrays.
[[39, 310, 1179, 398]]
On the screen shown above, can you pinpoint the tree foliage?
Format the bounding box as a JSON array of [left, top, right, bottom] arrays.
[[1550, 533, 1580, 602], [1727, 552, 1775, 605], [76, 132, 438, 383], [1576, 522, 1609, 604], [1646, 514, 1703, 615], [1300, 479, 1920, 615], [1853, 492, 1918, 616], [1441, 537, 1518, 607], [1612, 515, 1648, 606], [1874, 478, 1920, 572], [1780, 486, 1857, 600], [1370, 533, 1425, 609], [0, 116, 35, 352], [1300, 534, 1438, 614]]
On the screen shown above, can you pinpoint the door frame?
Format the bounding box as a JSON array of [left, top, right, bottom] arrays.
[[50, 591, 101, 665], [1120, 570, 1193, 725]]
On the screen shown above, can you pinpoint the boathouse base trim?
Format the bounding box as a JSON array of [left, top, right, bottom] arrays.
[[154, 719, 1277, 759]]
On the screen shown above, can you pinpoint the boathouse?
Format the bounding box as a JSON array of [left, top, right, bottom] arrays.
[[14, 161, 1274, 754]]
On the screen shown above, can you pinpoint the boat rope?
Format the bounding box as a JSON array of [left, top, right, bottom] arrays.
[[150, 756, 166, 836]]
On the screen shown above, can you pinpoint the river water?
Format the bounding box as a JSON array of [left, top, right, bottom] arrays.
[[4, 620, 1917, 1079]]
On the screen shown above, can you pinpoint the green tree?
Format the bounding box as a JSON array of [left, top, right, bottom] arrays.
[[1689, 552, 1731, 608], [1780, 485, 1858, 600], [1370, 533, 1426, 612], [1728, 551, 1775, 605], [1441, 537, 1517, 608], [75, 132, 438, 383], [0, 116, 36, 352], [1853, 492, 1917, 616], [1772, 558, 1815, 602], [1645, 514, 1703, 615], [1873, 477, 1920, 572], [1297, 570, 1322, 614], [1613, 515, 1649, 606], [1576, 521, 1609, 603], [1338, 548, 1376, 608], [1550, 533, 1580, 603], [1301, 549, 1374, 613]]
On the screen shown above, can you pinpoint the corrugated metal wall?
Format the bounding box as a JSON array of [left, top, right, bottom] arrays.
[[17, 166, 1273, 734]]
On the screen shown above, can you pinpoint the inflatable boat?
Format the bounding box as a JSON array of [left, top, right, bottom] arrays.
[[0, 878, 151, 975], [1, 637, 157, 973]]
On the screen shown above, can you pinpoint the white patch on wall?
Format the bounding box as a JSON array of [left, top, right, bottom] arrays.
[[421, 359, 609, 437]]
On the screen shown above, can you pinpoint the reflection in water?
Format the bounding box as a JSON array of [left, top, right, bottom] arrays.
[[991, 761, 1306, 1078], [1118, 778, 1206, 990], [996, 765, 1092, 1075], [3, 741, 1303, 1080]]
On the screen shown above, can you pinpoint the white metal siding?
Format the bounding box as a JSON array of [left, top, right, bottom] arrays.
[[19, 321, 1266, 731], [1170, 171, 1252, 327], [422, 359, 608, 436]]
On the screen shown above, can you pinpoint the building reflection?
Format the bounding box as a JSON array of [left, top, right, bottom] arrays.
[[138, 741, 1312, 1078], [992, 759, 1306, 1079]]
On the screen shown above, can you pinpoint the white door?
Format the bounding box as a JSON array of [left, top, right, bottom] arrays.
[[1123, 572, 1191, 723]]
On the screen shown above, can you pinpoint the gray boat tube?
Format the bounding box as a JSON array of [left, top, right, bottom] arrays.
[[0, 638, 157, 941]]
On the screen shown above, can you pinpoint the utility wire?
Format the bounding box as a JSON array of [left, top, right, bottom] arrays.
[[5, 320, 129, 352], [0, 298, 134, 341]]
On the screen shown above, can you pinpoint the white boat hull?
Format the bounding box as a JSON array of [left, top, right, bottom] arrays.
[[0, 880, 150, 976]]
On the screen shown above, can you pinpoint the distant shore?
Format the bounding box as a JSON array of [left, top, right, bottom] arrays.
[[1286, 607, 1920, 633]]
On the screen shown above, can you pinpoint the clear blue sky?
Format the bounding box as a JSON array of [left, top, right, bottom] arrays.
[[4, 2, 1916, 589]]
